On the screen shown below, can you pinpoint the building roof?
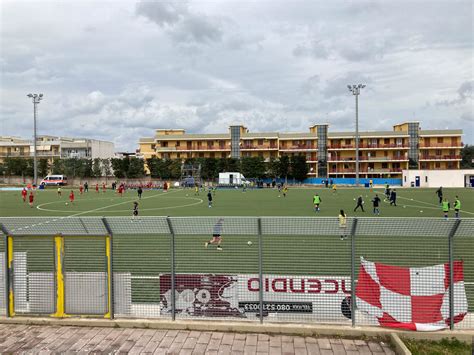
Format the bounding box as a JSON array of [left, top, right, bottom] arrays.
[[328, 131, 409, 138], [419, 129, 462, 136]]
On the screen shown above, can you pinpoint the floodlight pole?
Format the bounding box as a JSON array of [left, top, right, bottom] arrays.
[[27, 93, 43, 186], [348, 85, 365, 186]]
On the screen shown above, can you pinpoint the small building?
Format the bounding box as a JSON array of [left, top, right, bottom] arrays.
[[402, 169, 474, 188]]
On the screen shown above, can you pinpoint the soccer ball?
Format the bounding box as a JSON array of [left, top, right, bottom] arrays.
[[65, 202, 68, 205], [247, 241, 252, 246], [420, 210, 423, 213]]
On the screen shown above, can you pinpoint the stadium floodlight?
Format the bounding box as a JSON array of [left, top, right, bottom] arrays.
[[348, 84, 365, 186], [27, 93, 44, 186]]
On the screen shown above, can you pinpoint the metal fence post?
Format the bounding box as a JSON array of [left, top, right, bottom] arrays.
[[0, 224, 11, 317], [350, 218, 358, 327], [166, 217, 176, 321], [257, 217, 263, 324], [102, 218, 115, 320], [448, 219, 461, 330]]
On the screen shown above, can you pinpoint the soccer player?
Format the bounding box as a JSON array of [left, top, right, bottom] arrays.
[[137, 186, 143, 199], [84, 181, 89, 192], [436, 187, 443, 205], [384, 183, 390, 201], [194, 184, 199, 196], [369, 179, 373, 189], [163, 181, 168, 192], [339, 210, 347, 240], [453, 196, 461, 218], [442, 197, 450, 219], [57, 186, 62, 197], [79, 184, 84, 195], [205, 218, 224, 251], [69, 190, 75, 204], [313, 193, 321, 212], [21, 187, 27, 203], [95, 183, 99, 193], [332, 184, 337, 194], [372, 194, 381, 216], [132, 201, 139, 219], [390, 189, 397, 206], [28, 191, 34, 208], [207, 190, 213, 208], [118, 184, 124, 197], [102, 183, 106, 193], [354, 195, 365, 212], [282, 186, 288, 197]]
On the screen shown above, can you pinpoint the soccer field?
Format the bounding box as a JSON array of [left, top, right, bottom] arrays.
[[0, 186, 473, 218], [1, 186, 473, 325]]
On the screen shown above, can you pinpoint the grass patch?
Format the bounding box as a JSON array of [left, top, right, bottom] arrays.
[[403, 337, 472, 355]]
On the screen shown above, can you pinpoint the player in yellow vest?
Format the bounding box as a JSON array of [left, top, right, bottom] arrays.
[[442, 198, 450, 219], [453, 196, 461, 218]]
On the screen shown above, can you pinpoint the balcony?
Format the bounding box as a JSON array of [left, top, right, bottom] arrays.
[[419, 155, 461, 161], [328, 156, 408, 162], [328, 168, 402, 174], [241, 145, 278, 150], [419, 142, 463, 148], [328, 144, 409, 150], [157, 146, 230, 151], [0, 151, 59, 158], [279, 145, 317, 151]]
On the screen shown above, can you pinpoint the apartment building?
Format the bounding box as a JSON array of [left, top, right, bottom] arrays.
[[138, 122, 463, 179], [0, 136, 115, 164]]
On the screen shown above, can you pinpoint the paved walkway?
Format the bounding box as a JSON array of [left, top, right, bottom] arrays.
[[0, 324, 396, 354]]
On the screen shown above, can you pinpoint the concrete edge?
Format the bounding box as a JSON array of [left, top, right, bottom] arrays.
[[0, 317, 472, 344], [390, 333, 412, 355]]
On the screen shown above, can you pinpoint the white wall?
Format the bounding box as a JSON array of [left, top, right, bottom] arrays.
[[402, 169, 474, 188], [90, 140, 115, 159]]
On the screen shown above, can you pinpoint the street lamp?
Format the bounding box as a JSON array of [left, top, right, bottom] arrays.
[[347, 84, 365, 186], [27, 93, 44, 186]]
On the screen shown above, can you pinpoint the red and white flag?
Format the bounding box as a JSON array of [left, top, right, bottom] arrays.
[[356, 257, 468, 331]]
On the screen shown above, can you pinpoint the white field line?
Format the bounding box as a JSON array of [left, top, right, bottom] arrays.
[[9, 190, 180, 233], [397, 195, 474, 215]]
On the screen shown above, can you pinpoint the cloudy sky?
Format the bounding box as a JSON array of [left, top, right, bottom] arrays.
[[1, 0, 472, 151]]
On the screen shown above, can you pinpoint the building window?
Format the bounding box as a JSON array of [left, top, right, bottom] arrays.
[[382, 163, 388, 169], [151, 144, 156, 150], [198, 152, 204, 157], [221, 152, 226, 158], [345, 139, 351, 145], [176, 141, 180, 147], [187, 141, 192, 149], [177, 153, 181, 158], [437, 137, 443, 143], [447, 162, 453, 169], [210, 152, 215, 158], [396, 138, 402, 146], [425, 176, 428, 182], [435, 149, 442, 156], [258, 139, 263, 145], [435, 162, 441, 168], [197, 141, 202, 147], [384, 138, 390, 144], [384, 151, 388, 157], [207, 141, 213, 148], [162, 141, 168, 147]]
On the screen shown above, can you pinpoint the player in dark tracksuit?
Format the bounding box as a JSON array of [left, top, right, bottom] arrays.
[[390, 189, 397, 206], [372, 194, 381, 216], [436, 187, 443, 205], [354, 196, 365, 212], [207, 191, 213, 208]]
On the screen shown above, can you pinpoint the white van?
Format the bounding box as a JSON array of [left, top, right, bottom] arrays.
[[40, 175, 68, 186]]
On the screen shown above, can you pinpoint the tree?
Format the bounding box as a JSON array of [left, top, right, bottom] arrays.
[[38, 159, 50, 177], [266, 157, 279, 178], [127, 158, 145, 178], [461, 144, 474, 168], [278, 155, 290, 180], [291, 155, 309, 182], [51, 159, 65, 174], [111, 158, 126, 178], [241, 157, 265, 178], [92, 158, 102, 177], [102, 158, 112, 179]]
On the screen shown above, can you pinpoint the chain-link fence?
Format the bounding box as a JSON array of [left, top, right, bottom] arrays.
[[0, 217, 472, 330]]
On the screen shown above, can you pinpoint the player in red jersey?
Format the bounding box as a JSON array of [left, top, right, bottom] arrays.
[[21, 188, 27, 202], [28, 192, 34, 208], [69, 190, 75, 204]]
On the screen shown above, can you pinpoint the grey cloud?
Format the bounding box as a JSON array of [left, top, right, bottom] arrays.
[[436, 80, 473, 106], [293, 40, 330, 59], [136, 0, 222, 44], [170, 16, 223, 43], [136, 1, 188, 27]]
